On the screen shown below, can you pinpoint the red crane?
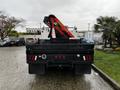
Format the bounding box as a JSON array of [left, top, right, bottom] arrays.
[[44, 15, 75, 39]]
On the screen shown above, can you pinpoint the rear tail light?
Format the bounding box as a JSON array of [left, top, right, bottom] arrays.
[[27, 55, 36, 62], [31, 55, 35, 61], [83, 55, 92, 61]]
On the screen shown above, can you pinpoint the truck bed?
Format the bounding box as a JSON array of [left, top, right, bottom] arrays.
[[26, 39, 94, 63]]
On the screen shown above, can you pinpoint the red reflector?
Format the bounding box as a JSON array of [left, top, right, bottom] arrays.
[[54, 55, 65, 60]]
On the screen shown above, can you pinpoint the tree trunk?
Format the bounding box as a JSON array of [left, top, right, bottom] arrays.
[[104, 39, 107, 48], [109, 40, 112, 47], [109, 35, 112, 48], [116, 37, 120, 46], [0, 33, 4, 40], [117, 34, 120, 45]]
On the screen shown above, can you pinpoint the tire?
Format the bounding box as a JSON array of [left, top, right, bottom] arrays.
[[74, 64, 91, 75], [28, 64, 46, 75]]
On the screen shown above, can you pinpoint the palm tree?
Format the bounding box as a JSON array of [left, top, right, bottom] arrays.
[[94, 16, 117, 48]]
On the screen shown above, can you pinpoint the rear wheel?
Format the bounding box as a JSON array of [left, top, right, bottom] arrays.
[[29, 64, 46, 75]]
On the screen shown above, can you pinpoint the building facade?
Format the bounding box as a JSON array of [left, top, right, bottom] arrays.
[[26, 27, 49, 34]]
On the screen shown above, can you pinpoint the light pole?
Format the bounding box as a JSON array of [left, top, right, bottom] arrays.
[[88, 23, 90, 39], [88, 23, 90, 31], [40, 23, 41, 29]]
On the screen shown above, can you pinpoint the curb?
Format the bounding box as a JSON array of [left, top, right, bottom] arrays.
[[92, 64, 120, 90]]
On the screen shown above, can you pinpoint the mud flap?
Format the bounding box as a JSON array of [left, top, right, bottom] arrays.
[[28, 64, 46, 75], [74, 64, 91, 75]]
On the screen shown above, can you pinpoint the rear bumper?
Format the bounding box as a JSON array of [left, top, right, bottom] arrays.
[[27, 60, 93, 67], [46, 61, 92, 67]]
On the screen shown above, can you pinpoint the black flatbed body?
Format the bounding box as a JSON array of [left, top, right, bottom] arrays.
[[26, 39, 94, 64]]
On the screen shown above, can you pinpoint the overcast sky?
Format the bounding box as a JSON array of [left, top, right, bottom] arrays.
[[0, 0, 120, 32]]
